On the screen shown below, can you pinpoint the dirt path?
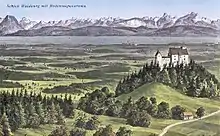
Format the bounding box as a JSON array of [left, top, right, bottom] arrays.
[[158, 109, 220, 136]]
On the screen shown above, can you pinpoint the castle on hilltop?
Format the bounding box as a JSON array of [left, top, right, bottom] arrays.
[[155, 46, 189, 67]]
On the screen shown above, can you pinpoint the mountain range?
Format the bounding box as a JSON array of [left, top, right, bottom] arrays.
[[0, 12, 220, 36]]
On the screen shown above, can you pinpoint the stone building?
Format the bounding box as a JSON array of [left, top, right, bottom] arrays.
[[155, 46, 189, 67]]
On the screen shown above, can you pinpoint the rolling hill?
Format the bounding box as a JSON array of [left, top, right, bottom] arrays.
[[117, 82, 220, 113]]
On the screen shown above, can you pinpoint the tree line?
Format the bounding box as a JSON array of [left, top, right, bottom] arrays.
[[78, 87, 190, 127], [49, 111, 133, 136], [0, 90, 75, 135], [78, 86, 206, 128], [49, 124, 132, 136], [116, 60, 220, 98]]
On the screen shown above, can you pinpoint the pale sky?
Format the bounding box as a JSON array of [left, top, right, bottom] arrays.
[[0, 0, 220, 21]]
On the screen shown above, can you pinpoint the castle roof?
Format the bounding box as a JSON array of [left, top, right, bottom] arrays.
[[155, 50, 161, 56], [168, 47, 188, 55], [162, 56, 169, 58]]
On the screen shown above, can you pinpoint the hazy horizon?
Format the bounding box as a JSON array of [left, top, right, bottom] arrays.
[[0, 36, 219, 45]]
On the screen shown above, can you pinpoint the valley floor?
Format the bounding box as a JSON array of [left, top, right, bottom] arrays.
[[0, 43, 219, 136]]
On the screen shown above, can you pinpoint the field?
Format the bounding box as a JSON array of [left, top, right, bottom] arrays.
[[0, 41, 219, 136], [165, 112, 220, 136]]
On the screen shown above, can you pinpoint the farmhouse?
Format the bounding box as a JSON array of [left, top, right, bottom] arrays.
[[155, 46, 189, 67], [183, 112, 194, 120]]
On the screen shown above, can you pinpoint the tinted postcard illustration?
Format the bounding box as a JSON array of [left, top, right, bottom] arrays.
[[0, 0, 219, 136]]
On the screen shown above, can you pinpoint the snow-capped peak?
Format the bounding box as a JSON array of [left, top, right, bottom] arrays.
[[174, 12, 198, 26], [156, 13, 176, 28], [30, 20, 48, 29], [19, 17, 37, 30], [0, 13, 220, 35], [201, 17, 212, 24], [211, 19, 220, 29], [0, 15, 24, 34], [21, 17, 30, 22]]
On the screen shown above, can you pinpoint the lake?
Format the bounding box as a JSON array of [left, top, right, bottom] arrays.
[[0, 36, 219, 45]]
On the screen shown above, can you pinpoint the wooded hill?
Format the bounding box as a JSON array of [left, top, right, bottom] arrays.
[[77, 60, 220, 128], [116, 60, 220, 98]]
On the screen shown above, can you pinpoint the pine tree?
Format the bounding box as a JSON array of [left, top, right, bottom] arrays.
[[67, 95, 75, 118], [35, 102, 45, 124], [62, 94, 69, 117], [168, 68, 177, 86], [144, 73, 153, 83], [158, 68, 171, 84], [0, 124, 3, 136], [55, 104, 65, 125], [28, 113, 41, 128], [187, 78, 200, 97], [47, 102, 57, 124], [196, 76, 202, 90], [25, 102, 40, 128], [115, 81, 122, 96], [209, 81, 218, 98], [48, 125, 69, 136], [200, 86, 208, 97], [42, 95, 47, 108], [17, 102, 26, 128], [0, 113, 13, 136], [177, 75, 185, 91], [7, 105, 19, 131]]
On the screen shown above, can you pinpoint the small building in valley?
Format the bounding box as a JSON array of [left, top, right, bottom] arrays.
[[155, 46, 189, 67], [183, 112, 194, 120]]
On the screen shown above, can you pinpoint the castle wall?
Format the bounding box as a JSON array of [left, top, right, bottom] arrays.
[[179, 55, 189, 65], [171, 55, 179, 66], [162, 58, 170, 66], [155, 53, 163, 67]]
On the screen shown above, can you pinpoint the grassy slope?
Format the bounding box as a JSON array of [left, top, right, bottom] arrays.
[[165, 112, 220, 136], [118, 82, 220, 113]]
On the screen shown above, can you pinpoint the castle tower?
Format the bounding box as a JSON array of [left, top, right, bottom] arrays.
[[155, 50, 162, 67]]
